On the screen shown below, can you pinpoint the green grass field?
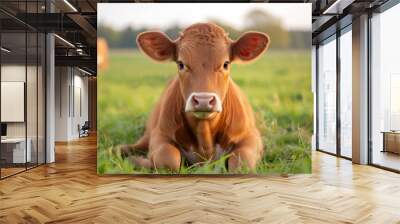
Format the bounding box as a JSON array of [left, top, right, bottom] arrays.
[[98, 49, 312, 175]]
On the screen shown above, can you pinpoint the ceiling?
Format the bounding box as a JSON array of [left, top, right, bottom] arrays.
[[0, 0, 394, 74], [310, 0, 391, 43], [0, 0, 97, 74]]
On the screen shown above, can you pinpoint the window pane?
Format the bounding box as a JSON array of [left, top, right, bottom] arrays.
[[318, 37, 337, 154], [371, 3, 400, 171], [38, 33, 45, 165], [27, 31, 38, 169], [340, 29, 352, 158]]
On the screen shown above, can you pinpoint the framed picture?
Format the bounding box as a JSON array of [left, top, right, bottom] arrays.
[[97, 3, 312, 175]]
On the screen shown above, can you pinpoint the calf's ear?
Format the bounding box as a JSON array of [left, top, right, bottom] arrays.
[[136, 31, 175, 61], [231, 32, 270, 63]]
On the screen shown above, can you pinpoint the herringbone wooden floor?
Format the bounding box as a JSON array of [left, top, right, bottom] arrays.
[[1, 135, 400, 224]]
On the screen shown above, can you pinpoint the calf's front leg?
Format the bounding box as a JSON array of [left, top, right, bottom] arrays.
[[228, 132, 263, 172], [148, 131, 181, 172]]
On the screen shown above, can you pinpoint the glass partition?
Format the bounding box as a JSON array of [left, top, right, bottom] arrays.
[[38, 32, 45, 165], [27, 30, 38, 169], [317, 36, 337, 154], [1, 30, 28, 177], [0, 1, 46, 179]]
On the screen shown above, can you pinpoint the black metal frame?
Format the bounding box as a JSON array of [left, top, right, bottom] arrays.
[[336, 21, 341, 158], [367, 10, 373, 166], [0, 0, 47, 180]]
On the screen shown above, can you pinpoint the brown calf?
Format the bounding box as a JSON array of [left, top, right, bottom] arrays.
[[121, 23, 270, 172]]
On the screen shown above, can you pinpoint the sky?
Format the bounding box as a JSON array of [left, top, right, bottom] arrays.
[[98, 3, 311, 31]]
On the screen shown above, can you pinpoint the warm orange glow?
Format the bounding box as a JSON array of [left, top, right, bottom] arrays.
[[97, 38, 109, 71]]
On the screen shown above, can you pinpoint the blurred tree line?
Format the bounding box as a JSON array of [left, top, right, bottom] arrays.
[[98, 9, 310, 50]]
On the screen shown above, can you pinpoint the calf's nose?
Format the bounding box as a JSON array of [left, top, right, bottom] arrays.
[[192, 94, 216, 112]]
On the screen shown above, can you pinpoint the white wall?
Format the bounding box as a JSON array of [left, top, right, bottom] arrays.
[[1, 82, 25, 122], [72, 73, 89, 138], [55, 67, 70, 141], [1, 64, 46, 164], [1, 65, 26, 130], [1, 65, 26, 81], [1, 65, 26, 140], [55, 67, 89, 141]]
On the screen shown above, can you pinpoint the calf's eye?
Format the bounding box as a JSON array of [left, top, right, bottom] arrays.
[[223, 61, 230, 70], [177, 61, 185, 70]]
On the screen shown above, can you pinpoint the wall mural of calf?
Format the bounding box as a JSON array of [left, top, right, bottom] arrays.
[[120, 23, 270, 172]]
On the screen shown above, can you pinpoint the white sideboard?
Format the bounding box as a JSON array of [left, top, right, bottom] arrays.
[[1, 138, 32, 163]]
